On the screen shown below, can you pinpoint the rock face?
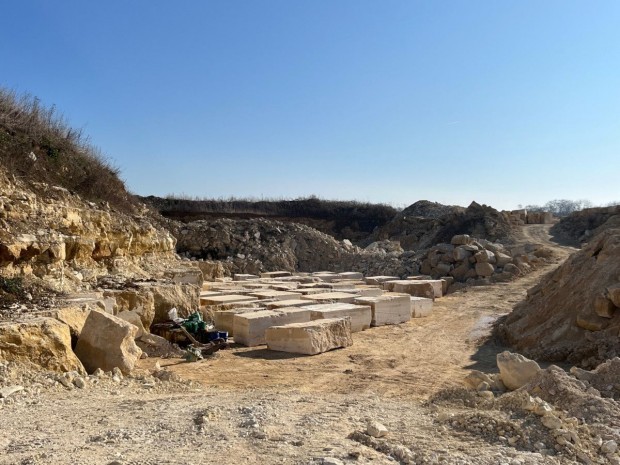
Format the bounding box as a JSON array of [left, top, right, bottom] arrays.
[[496, 351, 541, 390], [499, 228, 620, 367], [265, 318, 353, 355], [75, 310, 142, 374], [0, 318, 85, 373], [0, 172, 178, 293]]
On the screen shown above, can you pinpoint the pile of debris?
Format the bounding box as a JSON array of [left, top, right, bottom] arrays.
[[442, 351, 620, 463], [417, 234, 555, 285]]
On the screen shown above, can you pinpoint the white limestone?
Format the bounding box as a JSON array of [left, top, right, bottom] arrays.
[[301, 292, 358, 304], [250, 290, 302, 301], [233, 308, 312, 346], [410, 297, 433, 318], [200, 294, 259, 306], [213, 308, 262, 336], [265, 318, 353, 355], [305, 303, 372, 332], [354, 294, 411, 326]]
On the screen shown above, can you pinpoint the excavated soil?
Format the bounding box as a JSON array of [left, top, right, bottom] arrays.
[[0, 226, 587, 465]]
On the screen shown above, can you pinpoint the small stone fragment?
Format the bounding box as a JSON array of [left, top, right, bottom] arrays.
[[367, 421, 388, 438]]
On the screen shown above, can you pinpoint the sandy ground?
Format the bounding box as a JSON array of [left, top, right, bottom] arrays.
[[0, 225, 581, 465]]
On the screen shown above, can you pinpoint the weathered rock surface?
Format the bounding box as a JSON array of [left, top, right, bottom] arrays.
[[354, 294, 411, 326], [0, 318, 85, 373], [496, 351, 541, 390], [233, 308, 312, 346], [75, 310, 142, 374], [265, 317, 353, 355], [306, 303, 372, 332]]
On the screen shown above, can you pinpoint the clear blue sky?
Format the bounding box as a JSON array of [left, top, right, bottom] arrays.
[[2, 1, 619, 210]]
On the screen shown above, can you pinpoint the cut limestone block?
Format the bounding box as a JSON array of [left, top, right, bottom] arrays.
[[337, 272, 364, 280], [306, 303, 372, 332], [354, 286, 383, 297], [267, 299, 315, 310], [389, 280, 442, 299], [301, 292, 358, 304], [410, 297, 433, 318], [214, 308, 263, 336], [200, 294, 259, 306], [297, 288, 332, 295], [354, 294, 411, 326], [406, 275, 433, 280], [250, 290, 302, 301], [233, 308, 312, 346], [261, 271, 292, 278], [331, 280, 366, 288], [200, 291, 223, 298], [365, 276, 399, 285], [0, 318, 85, 374], [75, 310, 142, 374], [265, 318, 353, 355], [312, 273, 339, 283], [233, 274, 259, 281]]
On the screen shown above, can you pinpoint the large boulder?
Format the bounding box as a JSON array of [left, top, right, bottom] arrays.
[[496, 351, 541, 390], [0, 318, 85, 373], [75, 310, 142, 374], [148, 283, 201, 324]]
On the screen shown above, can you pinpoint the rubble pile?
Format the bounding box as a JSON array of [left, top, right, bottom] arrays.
[[417, 234, 555, 286], [436, 351, 620, 463]]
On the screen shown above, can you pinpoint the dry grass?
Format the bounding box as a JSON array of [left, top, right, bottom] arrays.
[[0, 88, 138, 212]]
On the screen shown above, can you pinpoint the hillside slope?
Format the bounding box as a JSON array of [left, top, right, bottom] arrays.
[[498, 227, 620, 367]]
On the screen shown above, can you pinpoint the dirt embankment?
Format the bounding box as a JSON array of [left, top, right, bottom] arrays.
[[499, 226, 620, 368]]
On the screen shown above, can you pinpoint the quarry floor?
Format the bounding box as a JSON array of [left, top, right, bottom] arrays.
[[0, 225, 580, 465]]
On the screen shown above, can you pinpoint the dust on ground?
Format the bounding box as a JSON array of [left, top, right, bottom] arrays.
[[1, 226, 587, 465]]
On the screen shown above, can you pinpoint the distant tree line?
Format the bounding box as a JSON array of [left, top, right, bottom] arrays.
[[520, 199, 594, 217]]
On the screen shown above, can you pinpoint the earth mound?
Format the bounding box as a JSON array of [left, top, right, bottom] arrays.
[[498, 228, 620, 368]]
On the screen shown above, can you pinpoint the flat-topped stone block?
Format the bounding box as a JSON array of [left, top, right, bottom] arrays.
[[365, 276, 399, 285], [265, 318, 353, 355], [331, 280, 366, 287], [200, 294, 259, 306], [410, 297, 433, 318], [266, 299, 315, 310], [296, 287, 332, 295], [233, 274, 259, 281], [384, 280, 442, 299], [260, 271, 292, 278], [337, 272, 364, 280], [301, 292, 358, 304], [305, 303, 371, 332], [354, 294, 411, 326], [250, 290, 302, 301], [312, 273, 339, 283], [213, 308, 262, 336], [233, 308, 312, 346], [354, 286, 383, 297]]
